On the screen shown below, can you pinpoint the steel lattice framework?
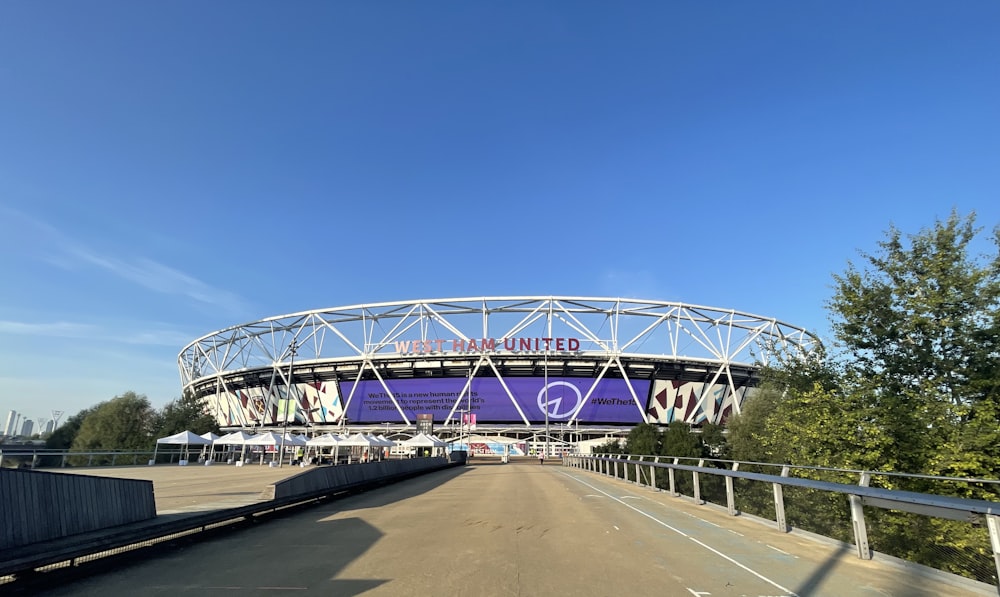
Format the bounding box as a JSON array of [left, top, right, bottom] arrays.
[[178, 296, 821, 430]]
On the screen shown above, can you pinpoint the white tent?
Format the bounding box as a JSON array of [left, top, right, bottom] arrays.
[[339, 433, 377, 447], [279, 433, 307, 446], [306, 433, 343, 464], [306, 433, 339, 446], [338, 433, 380, 462], [401, 433, 446, 447], [400, 433, 447, 457], [153, 430, 212, 464], [200, 431, 220, 442], [216, 430, 254, 445], [243, 432, 288, 465], [213, 430, 255, 464]]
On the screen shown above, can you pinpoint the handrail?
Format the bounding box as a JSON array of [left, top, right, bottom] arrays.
[[569, 454, 1000, 590], [607, 454, 1000, 487]]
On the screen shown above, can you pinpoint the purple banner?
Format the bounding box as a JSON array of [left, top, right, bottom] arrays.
[[341, 376, 649, 424]]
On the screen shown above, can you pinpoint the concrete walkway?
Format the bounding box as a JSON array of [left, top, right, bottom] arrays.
[[32, 460, 995, 597], [47, 463, 305, 513]]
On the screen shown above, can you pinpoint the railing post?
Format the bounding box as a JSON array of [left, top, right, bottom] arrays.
[[850, 471, 872, 559], [669, 458, 678, 495], [987, 513, 1000, 591], [774, 465, 790, 532], [726, 462, 739, 516], [614, 459, 620, 480], [634, 457, 641, 485], [62, 452, 68, 467], [650, 456, 658, 491], [0, 449, 4, 468], [693, 459, 704, 504]]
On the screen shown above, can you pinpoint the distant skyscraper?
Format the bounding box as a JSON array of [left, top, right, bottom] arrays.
[[3, 410, 17, 436], [44, 419, 55, 435], [20, 419, 34, 437]]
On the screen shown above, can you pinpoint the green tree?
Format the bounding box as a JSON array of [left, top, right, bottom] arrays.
[[698, 422, 728, 457], [45, 407, 95, 450], [624, 423, 661, 455], [155, 391, 219, 437], [592, 438, 622, 454], [660, 421, 701, 458], [829, 210, 1000, 478], [71, 391, 157, 452]]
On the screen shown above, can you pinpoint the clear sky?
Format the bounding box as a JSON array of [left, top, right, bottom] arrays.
[[1, 1, 998, 425]]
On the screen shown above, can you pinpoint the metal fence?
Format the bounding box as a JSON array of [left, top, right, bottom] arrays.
[[0, 448, 212, 469], [566, 454, 1000, 590]]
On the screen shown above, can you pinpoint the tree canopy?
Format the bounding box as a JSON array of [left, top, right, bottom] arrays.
[[71, 391, 158, 452]]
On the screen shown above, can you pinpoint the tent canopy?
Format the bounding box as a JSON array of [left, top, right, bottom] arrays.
[[401, 433, 447, 448], [200, 431, 220, 442], [216, 431, 254, 445], [244, 432, 285, 446], [339, 433, 377, 447], [307, 433, 343, 446], [156, 430, 212, 445]]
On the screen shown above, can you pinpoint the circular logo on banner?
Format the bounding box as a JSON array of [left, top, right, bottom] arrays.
[[537, 381, 582, 420]]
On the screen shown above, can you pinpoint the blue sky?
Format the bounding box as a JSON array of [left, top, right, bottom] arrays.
[[2, 1, 998, 425]]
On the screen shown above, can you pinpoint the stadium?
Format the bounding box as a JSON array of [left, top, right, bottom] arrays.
[[177, 296, 820, 455]]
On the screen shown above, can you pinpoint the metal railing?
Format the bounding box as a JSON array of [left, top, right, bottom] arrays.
[[0, 448, 194, 469], [566, 454, 1000, 591]]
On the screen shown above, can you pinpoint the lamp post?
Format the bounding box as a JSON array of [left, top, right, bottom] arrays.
[[466, 368, 473, 454], [278, 339, 297, 468], [544, 349, 549, 459]]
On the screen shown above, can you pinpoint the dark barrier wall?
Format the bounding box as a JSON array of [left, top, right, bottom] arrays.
[[0, 468, 156, 549], [264, 457, 451, 500]]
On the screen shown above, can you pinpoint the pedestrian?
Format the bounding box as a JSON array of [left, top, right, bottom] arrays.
[[539, 451, 544, 465]]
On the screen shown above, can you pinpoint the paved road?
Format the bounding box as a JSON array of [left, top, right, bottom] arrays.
[[35, 460, 993, 597]]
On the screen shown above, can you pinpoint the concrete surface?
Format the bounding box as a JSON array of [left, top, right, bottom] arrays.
[[32, 460, 997, 596]]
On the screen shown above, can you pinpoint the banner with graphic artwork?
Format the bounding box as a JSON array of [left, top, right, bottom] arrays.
[[340, 376, 650, 424]]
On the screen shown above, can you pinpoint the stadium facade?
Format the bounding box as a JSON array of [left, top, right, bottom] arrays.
[[177, 296, 819, 448]]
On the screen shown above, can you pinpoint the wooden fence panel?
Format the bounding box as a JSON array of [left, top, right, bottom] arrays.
[[0, 468, 155, 549]]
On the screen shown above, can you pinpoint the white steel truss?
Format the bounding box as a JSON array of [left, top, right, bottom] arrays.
[[177, 296, 821, 428]]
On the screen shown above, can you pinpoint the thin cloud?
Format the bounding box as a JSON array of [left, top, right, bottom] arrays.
[[0, 319, 193, 347], [0, 320, 97, 337], [2, 205, 249, 313]]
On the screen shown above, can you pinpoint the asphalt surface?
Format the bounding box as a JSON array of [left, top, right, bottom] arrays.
[[30, 460, 997, 596]]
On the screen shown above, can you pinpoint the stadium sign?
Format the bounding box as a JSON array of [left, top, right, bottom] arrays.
[[393, 336, 581, 354]]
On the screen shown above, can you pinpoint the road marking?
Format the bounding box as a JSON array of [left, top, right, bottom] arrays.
[[766, 544, 793, 557], [727, 529, 744, 537], [687, 588, 711, 596], [562, 472, 800, 597]]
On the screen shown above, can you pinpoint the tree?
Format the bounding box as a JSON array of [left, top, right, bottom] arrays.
[[71, 391, 157, 452], [660, 421, 701, 458], [829, 210, 1000, 478], [45, 407, 95, 450], [624, 423, 661, 455], [592, 438, 622, 454], [698, 422, 728, 457], [155, 391, 219, 437]]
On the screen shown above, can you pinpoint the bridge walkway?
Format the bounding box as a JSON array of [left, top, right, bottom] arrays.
[[26, 460, 995, 596]]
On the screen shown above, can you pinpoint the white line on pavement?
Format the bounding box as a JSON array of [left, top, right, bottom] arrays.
[[561, 471, 800, 597]]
